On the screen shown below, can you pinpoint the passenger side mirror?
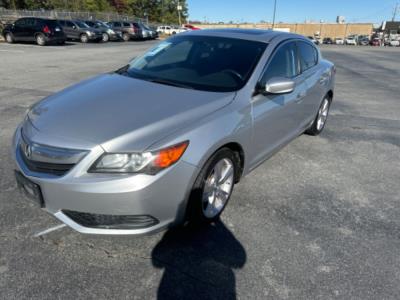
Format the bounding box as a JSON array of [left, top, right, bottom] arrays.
[[264, 77, 295, 94]]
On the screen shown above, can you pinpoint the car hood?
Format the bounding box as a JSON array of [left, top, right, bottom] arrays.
[[27, 74, 235, 152]]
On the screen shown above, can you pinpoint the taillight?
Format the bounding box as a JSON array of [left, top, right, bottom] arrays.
[[43, 25, 51, 34]]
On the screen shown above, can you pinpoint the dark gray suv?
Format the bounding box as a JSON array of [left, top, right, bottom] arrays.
[[58, 20, 103, 43]]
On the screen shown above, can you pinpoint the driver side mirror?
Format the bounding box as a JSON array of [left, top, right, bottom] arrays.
[[263, 77, 296, 94], [72, 25, 76, 29]]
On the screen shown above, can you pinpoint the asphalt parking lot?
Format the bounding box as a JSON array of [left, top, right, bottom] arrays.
[[0, 41, 400, 299]]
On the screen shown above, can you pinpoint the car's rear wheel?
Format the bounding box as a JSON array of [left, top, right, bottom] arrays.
[[35, 33, 46, 46], [102, 33, 109, 42], [305, 96, 331, 136], [80, 33, 88, 43], [186, 148, 238, 224], [5, 33, 14, 43], [122, 33, 130, 41]]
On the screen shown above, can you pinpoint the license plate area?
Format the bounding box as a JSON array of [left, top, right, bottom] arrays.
[[15, 170, 44, 207]]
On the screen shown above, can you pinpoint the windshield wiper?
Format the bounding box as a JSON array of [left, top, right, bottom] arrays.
[[147, 78, 194, 90]]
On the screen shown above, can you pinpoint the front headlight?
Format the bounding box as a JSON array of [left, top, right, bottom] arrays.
[[89, 141, 188, 175], [107, 29, 114, 34]]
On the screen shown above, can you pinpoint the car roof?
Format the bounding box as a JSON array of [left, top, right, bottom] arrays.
[[182, 28, 307, 43]]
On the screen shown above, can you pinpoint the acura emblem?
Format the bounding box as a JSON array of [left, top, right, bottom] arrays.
[[24, 143, 32, 159]]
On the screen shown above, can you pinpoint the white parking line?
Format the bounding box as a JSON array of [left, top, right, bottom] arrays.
[[33, 224, 66, 237], [0, 49, 25, 53]]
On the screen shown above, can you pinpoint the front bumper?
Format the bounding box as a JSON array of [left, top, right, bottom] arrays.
[[12, 126, 198, 235]]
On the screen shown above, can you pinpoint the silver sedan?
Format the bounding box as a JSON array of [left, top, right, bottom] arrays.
[[12, 29, 335, 235]]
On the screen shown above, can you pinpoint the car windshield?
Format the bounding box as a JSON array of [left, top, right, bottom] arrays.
[[121, 35, 267, 92], [76, 21, 90, 28]]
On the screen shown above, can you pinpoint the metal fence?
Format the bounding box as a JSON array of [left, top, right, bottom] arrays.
[[0, 8, 147, 24]]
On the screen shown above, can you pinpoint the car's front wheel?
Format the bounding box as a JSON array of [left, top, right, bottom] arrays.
[[305, 95, 331, 135], [80, 33, 88, 43], [102, 33, 109, 42], [5, 33, 14, 43], [186, 148, 238, 224]]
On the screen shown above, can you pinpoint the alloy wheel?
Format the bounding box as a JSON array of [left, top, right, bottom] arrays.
[[6, 33, 13, 43], [202, 158, 235, 218]]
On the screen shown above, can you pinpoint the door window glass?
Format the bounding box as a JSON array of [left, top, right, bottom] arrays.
[[298, 41, 318, 71], [261, 41, 298, 85]]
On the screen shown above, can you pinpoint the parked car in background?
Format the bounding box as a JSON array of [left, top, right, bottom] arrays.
[[323, 37, 333, 44], [388, 39, 400, 47], [13, 30, 335, 235], [307, 36, 319, 45], [335, 37, 344, 45], [184, 24, 201, 30], [359, 37, 370, 46], [157, 25, 186, 35], [140, 23, 158, 39], [58, 19, 102, 43], [107, 21, 138, 41], [370, 38, 381, 46], [345, 36, 357, 45], [84, 20, 122, 42], [2, 17, 66, 46]]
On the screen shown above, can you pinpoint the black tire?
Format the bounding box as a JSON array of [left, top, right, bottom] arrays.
[[102, 33, 109, 42], [80, 33, 88, 43], [5, 32, 14, 43], [122, 33, 130, 41], [35, 33, 46, 46], [305, 95, 331, 136], [186, 148, 239, 225]]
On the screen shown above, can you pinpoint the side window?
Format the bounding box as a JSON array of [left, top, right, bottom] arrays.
[[298, 41, 318, 71], [261, 41, 298, 85], [25, 18, 35, 27], [15, 19, 26, 27], [66, 21, 74, 27], [123, 22, 130, 26]]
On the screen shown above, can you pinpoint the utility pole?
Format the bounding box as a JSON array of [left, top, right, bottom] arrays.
[[177, 0, 182, 26], [392, 2, 398, 21], [272, 0, 277, 29]]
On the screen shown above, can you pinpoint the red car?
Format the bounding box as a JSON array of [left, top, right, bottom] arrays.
[[370, 38, 381, 46], [184, 24, 201, 30]]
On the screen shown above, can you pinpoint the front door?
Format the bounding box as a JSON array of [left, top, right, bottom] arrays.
[[250, 40, 307, 167]]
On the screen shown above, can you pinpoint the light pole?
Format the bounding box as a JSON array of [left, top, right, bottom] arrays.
[[177, 1, 182, 26], [272, 0, 277, 29]]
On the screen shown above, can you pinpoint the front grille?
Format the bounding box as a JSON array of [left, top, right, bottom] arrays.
[[62, 210, 159, 229], [18, 129, 87, 177], [19, 146, 75, 176]]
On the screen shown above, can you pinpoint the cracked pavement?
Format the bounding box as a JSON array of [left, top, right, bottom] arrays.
[[0, 41, 399, 299]]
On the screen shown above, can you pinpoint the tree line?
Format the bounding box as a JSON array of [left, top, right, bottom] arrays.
[[0, 0, 188, 23]]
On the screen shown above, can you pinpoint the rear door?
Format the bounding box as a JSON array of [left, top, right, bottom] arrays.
[[250, 40, 307, 166], [297, 41, 326, 124]]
